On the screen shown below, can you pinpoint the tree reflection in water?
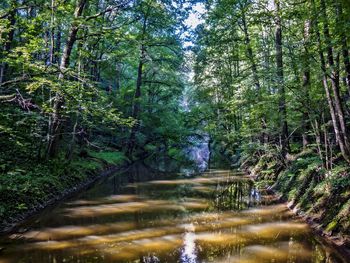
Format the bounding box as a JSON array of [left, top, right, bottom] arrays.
[[214, 177, 259, 210]]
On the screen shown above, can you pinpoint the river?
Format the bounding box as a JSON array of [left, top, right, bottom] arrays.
[[0, 165, 347, 262]]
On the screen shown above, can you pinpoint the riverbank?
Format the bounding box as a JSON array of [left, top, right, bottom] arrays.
[[0, 150, 129, 234], [242, 149, 350, 254]]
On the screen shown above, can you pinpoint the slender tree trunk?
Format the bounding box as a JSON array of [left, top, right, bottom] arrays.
[[311, 119, 324, 167], [317, 27, 343, 158], [320, 0, 348, 139], [115, 62, 122, 93], [66, 45, 83, 160], [0, 3, 16, 85], [274, 0, 289, 157], [335, 1, 350, 96], [240, 4, 269, 145], [66, 117, 78, 161], [240, 7, 260, 90], [55, 27, 61, 64], [342, 41, 350, 96], [127, 44, 145, 158], [320, 0, 350, 161], [312, 0, 350, 163], [323, 121, 329, 170], [49, 0, 56, 64], [127, 12, 149, 159], [47, 0, 87, 158], [302, 20, 311, 149]]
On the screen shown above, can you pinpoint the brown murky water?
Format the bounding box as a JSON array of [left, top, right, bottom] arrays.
[[0, 166, 347, 263]]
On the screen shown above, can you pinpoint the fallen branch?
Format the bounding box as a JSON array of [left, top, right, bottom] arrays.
[[1, 89, 40, 112]]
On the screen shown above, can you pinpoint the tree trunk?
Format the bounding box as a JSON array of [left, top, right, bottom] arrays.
[[311, 119, 324, 167], [335, 1, 350, 96], [0, 3, 16, 85], [312, 0, 350, 163], [127, 44, 145, 158], [240, 6, 260, 90], [115, 62, 122, 93], [47, 0, 87, 158], [49, 0, 56, 64], [320, 0, 350, 160], [127, 12, 148, 159], [342, 41, 350, 96], [301, 20, 311, 149], [55, 27, 61, 64], [274, 0, 289, 157], [240, 4, 269, 146]]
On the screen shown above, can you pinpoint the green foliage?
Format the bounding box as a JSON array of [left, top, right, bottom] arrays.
[[326, 165, 350, 191], [325, 220, 338, 232], [192, 0, 350, 166], [268, 154, 350, 235], [71, 158, 103, 172], [0, 161, 80, 221], [0, 0, 195, 226], [88, 151, 128, 166], [0, 151, 129, 224]]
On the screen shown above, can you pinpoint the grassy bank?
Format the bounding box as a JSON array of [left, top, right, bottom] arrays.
[[0, 150, 128, 232], [243, 149, 350, 248]]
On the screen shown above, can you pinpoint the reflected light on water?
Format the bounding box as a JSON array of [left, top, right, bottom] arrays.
[[63, 200, 201, 218], [63, 198, 210, 218], [24, 226, 185, 251], [16, 222, 137, 241], [180, 224, 197, 263], [130, 175, 251, 188], [66, 195, 140, 206], [14, 211, 260, 242], [0, 168, 347, 263], [244, 221, 309, 239], [104, 235, 183, 261], [241, 204, 292, 216], [215, 242, 312, 263]]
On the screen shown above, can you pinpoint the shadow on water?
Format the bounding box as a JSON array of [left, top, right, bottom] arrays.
[[0, 164, 347, 263]]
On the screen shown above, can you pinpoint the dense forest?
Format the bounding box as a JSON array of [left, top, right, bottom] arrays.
[[0, 0, 196, 224], [1, 0, 350, 245], [193, 0, 350, 165]]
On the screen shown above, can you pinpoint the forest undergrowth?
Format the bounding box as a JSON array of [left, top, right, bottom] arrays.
[[243, 147, 350, 248]]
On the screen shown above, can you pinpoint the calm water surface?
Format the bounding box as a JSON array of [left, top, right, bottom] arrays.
[[0, 166, 347, 263]]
